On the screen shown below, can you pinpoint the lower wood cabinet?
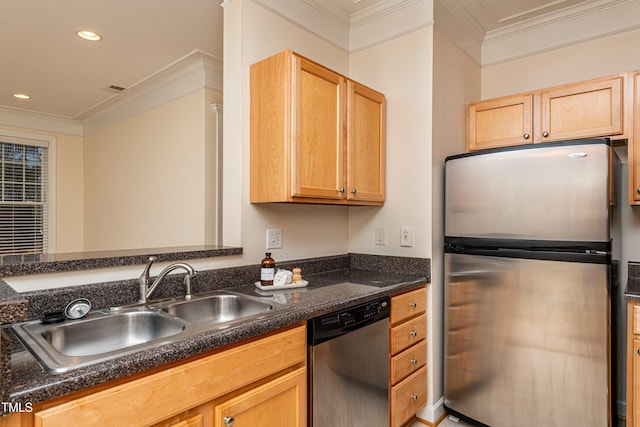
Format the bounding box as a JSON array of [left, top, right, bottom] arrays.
[[628, 301, 640, 427], [214, 368, 306, 427], [2, 324, 306, 427], [390, 287, 427, 427]]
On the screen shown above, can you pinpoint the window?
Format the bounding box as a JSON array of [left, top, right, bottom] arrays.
[[0, 133, 54, 258]]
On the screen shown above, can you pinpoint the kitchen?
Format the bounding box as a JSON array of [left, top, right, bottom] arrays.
[[1, 0, 640, 426]]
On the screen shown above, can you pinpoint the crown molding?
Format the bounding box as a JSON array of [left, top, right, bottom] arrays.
[[0, 51, 222, 137], [482, 0, 640, 65], [0, 106, 83, 136], [80, 51, 223, 135], [433, 0, 484, 64], [350, 0, 433, 52], [253, 0, 431, 53], [252, 0, 351, 51]]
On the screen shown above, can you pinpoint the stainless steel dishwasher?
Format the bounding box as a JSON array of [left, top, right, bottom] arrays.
[[308, 296, 390, 427]]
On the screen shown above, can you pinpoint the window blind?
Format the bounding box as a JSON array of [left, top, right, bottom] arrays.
[[0, 136, 49, 257]]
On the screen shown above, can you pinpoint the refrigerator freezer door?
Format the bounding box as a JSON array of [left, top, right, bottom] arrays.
[[445, 141, 610, 242], [444, 253, 609, 427]]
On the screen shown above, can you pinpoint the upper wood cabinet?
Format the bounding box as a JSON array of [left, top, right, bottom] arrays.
[[467, 75, 624, 151], [250, 50, 386, 205], [629, 71, 640, 204], [467, 93, 534, 150]]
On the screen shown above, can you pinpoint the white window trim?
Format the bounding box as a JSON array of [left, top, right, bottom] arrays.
[[0, 129, 57, 253]]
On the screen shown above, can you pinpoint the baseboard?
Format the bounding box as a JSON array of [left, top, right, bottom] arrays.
[[416, 397, 446, 425]]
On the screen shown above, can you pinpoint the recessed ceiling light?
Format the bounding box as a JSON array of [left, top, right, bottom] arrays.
[[13, 93, 30, 100], [76, 30, 102, 41]]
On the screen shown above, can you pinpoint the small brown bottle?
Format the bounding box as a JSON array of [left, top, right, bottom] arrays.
[[260, 252, 276, 285]]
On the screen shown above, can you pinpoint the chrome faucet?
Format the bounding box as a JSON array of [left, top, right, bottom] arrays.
[[138, 256, 197, 303]]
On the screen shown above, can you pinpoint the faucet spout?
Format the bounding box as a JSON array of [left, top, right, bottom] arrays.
[[143, 262, 197, 303], [138, 256, 157, 304]]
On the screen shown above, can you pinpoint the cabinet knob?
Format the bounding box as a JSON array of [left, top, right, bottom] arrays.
[[410, 394, 418, 401], [410, 331, 418, 337], [409, 302, 417, 308], [542, 131, 549, 137], [523, 133, 530, 140], [638, 349, 640, 356], [223, 416, 235, 427], [351, 188, 357, 194], [637, 187, 640, 195], [339, 187, 345, 193], [410, 358, 418, 365]]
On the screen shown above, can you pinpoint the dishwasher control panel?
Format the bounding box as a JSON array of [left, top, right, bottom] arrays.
[[308, 297, 390, 345]]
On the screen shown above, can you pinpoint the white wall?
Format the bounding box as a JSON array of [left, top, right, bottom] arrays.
[[348, 29, 432, 258], [83, 88, 221, 251], [481, 27, 640, 419], [222, 0, 352, 266], [430, 26, 482, 420], [349, 24, 438, 421], [482, 27, 640, 99]]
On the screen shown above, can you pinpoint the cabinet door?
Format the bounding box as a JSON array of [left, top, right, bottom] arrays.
[[467, 94, 533, 151], [292, 56, 346, 200], [346, 80, 385, 203], [635, 339, 640, 427], [539, 76, 623, 143], [153, 405, 210, 427], [214, 368, 306, 427], [631, 72, 640, 204]]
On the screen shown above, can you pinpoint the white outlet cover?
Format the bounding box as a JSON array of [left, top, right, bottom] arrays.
[[375, 226, 386, 245], [400, 226, 412, 247], [266, 228, 283, 249]]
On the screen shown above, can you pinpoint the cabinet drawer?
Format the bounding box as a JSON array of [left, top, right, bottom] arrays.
[[391, 288, 426, 324], [634, 305, 640, 335], [391, 313, 427, 355], [391, 366, 427, 427], [391, 340, 426, 385]]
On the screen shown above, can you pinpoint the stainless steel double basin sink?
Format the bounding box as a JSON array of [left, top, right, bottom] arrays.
[[12, 290, 288, 373]]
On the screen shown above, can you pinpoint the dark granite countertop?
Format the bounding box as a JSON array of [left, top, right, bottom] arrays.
[[4, 268, 427, 406], [0, 245, 242, 277]]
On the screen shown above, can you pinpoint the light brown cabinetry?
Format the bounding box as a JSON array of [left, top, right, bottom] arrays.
[[250, 49, 385, 205], [389, 287, 427, 427], [627, 302, 640, 427], [467, 93, 534, 150], [8, 324, 306, 427], [214, 368, 306, 427], [629, 71, 640, 205], [467, 75, 624, 151]]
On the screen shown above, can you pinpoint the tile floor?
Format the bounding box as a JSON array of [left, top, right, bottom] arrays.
[[410, 415, 474, 427], [411, 415, 626, 427]]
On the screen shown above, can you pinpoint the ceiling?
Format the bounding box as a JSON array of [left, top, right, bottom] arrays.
[[0, 0, 222, 121], [0, 0, 632, 122]]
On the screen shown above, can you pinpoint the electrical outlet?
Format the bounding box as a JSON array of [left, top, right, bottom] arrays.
[[375, 226, 386, 245], [400, 226, 412, 247], [266, 228, 283, 249]]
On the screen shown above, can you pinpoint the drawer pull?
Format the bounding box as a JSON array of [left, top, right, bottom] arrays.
[[223, 416, 235, 427], [409, 302, 417, 308], [410, 331, 418, 337], [410, 358, 418, 365], [410, 394, 418, 401]]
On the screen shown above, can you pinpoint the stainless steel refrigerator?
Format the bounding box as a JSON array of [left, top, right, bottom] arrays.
[[443, 139, 612, 427]]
